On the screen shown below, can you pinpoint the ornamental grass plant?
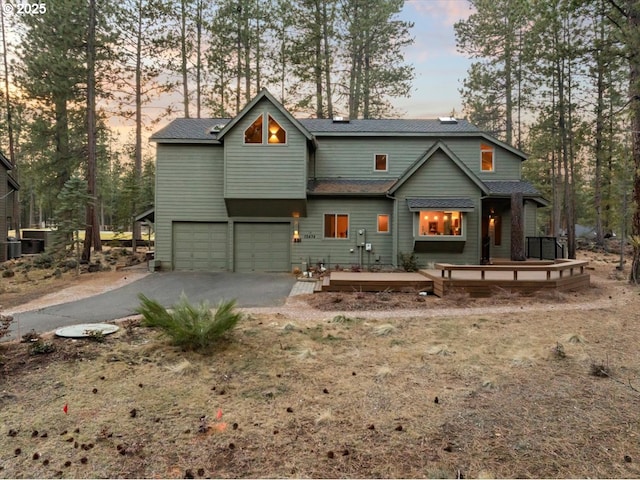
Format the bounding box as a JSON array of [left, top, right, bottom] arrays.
[[136, 293, 242, 351]]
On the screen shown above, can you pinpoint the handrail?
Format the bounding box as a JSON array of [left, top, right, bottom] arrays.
[[433, 259, 588, 281]]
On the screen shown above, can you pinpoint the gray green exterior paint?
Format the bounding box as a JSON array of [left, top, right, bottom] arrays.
[[151, 89, 546, 272], [1, 151, 18, 262]]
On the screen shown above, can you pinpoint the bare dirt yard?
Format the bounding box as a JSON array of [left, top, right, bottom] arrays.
[[1, 248, 640, 478]]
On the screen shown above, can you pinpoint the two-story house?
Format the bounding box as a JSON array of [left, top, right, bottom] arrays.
[[150, 89, 546, 272]]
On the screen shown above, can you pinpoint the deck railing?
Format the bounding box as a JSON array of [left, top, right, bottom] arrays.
[[433, 259, 588, 281], [526, 236, 564, 260]]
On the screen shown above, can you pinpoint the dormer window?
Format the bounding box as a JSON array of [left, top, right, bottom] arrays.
[[268, 115, 286, 144], [244, 113, 287, 144], [481, 143, 494, 172], [244, 115, 263, 143]]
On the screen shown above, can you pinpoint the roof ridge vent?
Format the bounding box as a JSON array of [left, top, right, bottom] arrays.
[[438, 116, 457, 124], [332, 116, 349, 123]]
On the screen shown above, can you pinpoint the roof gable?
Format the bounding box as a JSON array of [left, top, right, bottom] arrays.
[[389, 141, 488, 195], [216, 88, 314, 143], [1, 150, 11, 170]]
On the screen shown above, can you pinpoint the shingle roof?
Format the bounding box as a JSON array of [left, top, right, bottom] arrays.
[[406, 198, 475, 211], [484, 180, 541, 196], [299, 118, 480, 134], [307, 178, 397, 195], [150, 117, 481, 142], [150, 118, 232, 142]]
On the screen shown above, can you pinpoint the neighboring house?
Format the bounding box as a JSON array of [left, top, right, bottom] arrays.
[[150, 89, 547, 272], [1, 150, 19, 262]]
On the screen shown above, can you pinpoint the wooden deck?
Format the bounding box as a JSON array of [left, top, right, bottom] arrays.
[[317, 259, 590, 297], [424, 259, 590, 297], [320, 271, 433, 292]]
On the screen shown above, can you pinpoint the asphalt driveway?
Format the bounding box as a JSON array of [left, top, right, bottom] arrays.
[[4, 272, 296, 342]]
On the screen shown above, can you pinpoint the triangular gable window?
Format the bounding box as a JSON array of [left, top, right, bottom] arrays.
[[244, 115, 263, 143], [268, 115, 286, 144]]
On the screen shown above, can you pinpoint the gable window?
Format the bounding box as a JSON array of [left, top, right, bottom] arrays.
[[377, 214, 390, 233], [324, 213, 349, 239], [374, 153, 388, 171], [268, 115, 286, 144], [244, 115, 263, 143], [481, 143, 494, 171], [419, 211, 462, 236]]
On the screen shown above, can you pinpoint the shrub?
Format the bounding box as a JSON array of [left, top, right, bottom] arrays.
[[33, 253, 54, 269], [398, 252, 419, 272], [136, 293, 243, 351], [29, 340, 56, 355]]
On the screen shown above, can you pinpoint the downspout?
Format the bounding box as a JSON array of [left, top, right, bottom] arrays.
[[386, 192, 398, 268]]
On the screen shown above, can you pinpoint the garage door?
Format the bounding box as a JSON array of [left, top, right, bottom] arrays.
[[234, 223, 290, 272], [173, 222, 227, 271]]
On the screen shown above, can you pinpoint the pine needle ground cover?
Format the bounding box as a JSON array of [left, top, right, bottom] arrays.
[[1, 275, 640, 479]]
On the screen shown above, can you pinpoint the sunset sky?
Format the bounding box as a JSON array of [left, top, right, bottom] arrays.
[[397, 0, 473, 118]]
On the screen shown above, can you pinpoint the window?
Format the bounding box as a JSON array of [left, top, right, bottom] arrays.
[[324, 214, 349, 239], [481, 143, 494, 171], [244, 115, 263, 143], [419, 211, 462, 236], [377, 214, 390, 233], [244, 113, 287, 144], [374, 153, 388, 171], [267, 115, 286, 144]]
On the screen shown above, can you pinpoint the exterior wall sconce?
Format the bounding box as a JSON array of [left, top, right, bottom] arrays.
[[292, 217, 301, 242]]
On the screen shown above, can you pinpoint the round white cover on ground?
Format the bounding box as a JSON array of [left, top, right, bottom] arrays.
[[55, 323, 119, 338]]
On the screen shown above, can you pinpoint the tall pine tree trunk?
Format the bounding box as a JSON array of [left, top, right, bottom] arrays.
[[322, 1, 333, 118], [1, 5, 19, 239], [82, 0, 101, 262], [628, 1, 640, 283], [180, 0, 190, 118], [132, 0, 143, 252]]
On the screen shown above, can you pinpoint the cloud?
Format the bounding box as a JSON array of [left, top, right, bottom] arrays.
[[406, 0, 474, 26]]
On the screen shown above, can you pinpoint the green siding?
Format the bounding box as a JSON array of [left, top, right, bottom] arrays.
[[524, 201, 538, 237], [155, 144, 227, 270], [312, 137, 522, 181], [0, 168, 7, 262], [292, 198, 394, 269], [394, 150, 482, 266], [225, 98, 307, 199]]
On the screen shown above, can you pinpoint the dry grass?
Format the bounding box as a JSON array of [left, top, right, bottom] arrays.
[[1, 250, 640, 478], [1, 286, 640, 478]]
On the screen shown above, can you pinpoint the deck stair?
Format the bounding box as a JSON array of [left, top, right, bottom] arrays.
[[320, 271, 433, 293]]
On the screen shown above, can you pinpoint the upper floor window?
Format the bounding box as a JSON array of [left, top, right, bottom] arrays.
[[268, 115, 286, 144], [244, 115, 263, 143], [324, 213, 349, 239], [419, 211, 462, 236], [374, 153, 388, 171], [481, 143, 494, 172], [244, 113, 287, 144]]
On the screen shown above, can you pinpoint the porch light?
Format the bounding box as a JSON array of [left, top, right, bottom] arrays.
[[293, 217, 301, 242]]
